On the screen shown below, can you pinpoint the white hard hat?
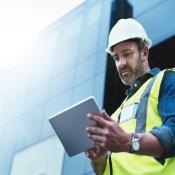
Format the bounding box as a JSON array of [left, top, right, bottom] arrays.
[[105, 18, 152, 54]]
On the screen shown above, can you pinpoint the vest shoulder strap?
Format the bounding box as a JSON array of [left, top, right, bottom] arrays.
[[135, 69, 168, 133]]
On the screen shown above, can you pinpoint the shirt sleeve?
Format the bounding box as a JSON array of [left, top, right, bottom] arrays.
[[150, 71, 175, 161]]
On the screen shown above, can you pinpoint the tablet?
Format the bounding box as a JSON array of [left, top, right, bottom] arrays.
[[48, 96, 101, 157]]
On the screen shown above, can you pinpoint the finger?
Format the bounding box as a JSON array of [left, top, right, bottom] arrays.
[[87, 113, 108, 127], [94, 146, 106, 156], [101, 109, 113, 121], [85, 149, 98, 159], [88, 134, 105, 143], [86, 126, 105, 136], [95, 145, 100, 153], [85, 147, 107, 159], [94, 141, 106, 149]]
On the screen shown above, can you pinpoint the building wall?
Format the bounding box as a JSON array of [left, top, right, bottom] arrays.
[[128, 0, 175, 46], [0, 0, 112, 175]]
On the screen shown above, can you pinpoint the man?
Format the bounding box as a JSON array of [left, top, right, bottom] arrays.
[[85, 18, 175, 175]]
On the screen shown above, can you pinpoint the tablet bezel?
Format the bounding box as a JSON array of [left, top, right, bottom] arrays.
[[48, 96, 101, 156]]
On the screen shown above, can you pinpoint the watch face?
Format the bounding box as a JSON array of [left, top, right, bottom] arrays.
[[133, 140, 140, 151]]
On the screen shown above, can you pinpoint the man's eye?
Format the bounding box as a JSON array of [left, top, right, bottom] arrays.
[[113, 56, 119, 61], [123, 52, 132, 57]]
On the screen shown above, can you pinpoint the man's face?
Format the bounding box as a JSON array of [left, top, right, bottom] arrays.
[[112, 41, 147, 86]]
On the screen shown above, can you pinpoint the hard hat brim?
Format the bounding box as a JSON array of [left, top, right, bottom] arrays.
[[105, 37, 152, 54]]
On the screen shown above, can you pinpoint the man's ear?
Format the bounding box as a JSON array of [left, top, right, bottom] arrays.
[[141, 47, 149, 61]]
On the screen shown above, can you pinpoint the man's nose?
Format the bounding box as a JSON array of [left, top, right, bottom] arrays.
[[118, 58, 127, 67]]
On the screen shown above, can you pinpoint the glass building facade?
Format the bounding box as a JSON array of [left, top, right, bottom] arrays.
[[0, 0, 112, 174]]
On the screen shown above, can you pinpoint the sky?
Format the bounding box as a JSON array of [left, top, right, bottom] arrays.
[[0, 0, 85, 69]]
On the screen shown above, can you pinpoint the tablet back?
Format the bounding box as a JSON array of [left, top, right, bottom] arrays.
[[49, 96, 101, 156]]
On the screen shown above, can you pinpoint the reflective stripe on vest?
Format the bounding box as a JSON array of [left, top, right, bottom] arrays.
[[135, 77, 156, 133]]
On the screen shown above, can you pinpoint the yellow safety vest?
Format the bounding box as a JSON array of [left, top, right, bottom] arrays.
[[104, 68, 175, 175]]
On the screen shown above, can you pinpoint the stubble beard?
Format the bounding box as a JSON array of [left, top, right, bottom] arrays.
[[120, 56, 144, 86]]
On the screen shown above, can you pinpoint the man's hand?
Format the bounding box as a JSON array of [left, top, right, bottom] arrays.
[[85, 146, 107, 160], [85, 146, 107, 175], [86, 110, 132, 153]]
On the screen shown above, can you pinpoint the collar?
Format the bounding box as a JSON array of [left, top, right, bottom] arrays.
[[148, 67, 161, 77], [126, 68, 161, 98]]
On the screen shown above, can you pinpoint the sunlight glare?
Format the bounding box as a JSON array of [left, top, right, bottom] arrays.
[[0, 0, 85, 69]]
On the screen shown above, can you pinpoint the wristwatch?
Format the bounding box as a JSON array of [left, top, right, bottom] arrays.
[[131, 133, 140, 153]]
